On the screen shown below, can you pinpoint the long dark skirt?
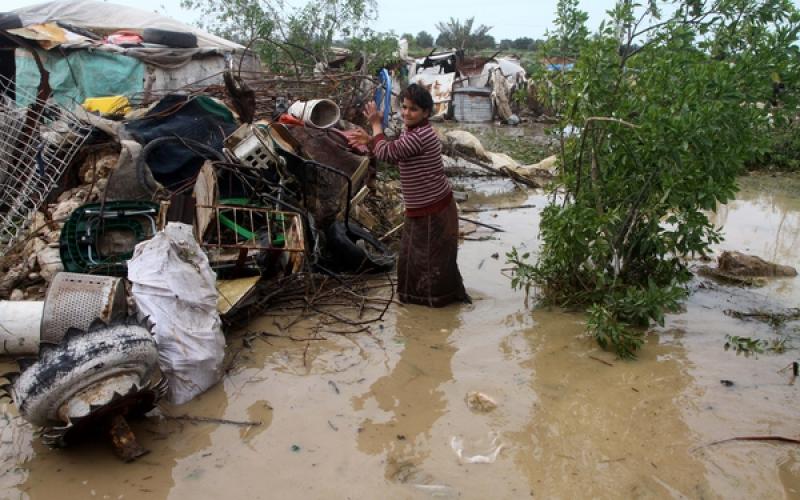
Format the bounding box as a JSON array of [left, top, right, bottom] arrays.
[[397, 198, 467, 307]]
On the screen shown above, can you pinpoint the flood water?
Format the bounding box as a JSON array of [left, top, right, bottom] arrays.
[[1, 173, 798, 499]]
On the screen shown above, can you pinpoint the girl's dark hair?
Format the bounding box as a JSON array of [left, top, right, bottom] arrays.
[[399, 83, 434, 114]]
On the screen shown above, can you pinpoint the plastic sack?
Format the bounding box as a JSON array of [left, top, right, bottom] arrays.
[[127, 222, 225, 404]]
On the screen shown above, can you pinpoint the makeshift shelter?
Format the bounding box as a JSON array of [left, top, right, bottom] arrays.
[[1, 1, 260, 109], [409, 51, 526, 123]]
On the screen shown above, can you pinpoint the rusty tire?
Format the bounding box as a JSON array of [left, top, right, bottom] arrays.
[[12, 319, 159, 428]]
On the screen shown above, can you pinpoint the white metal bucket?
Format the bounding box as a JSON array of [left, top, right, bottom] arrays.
[[287, 99, 341, 129]]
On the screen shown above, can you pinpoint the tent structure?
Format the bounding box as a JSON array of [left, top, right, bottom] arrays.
[[1, 1, 259, 108], [12, 0, 242, 50]]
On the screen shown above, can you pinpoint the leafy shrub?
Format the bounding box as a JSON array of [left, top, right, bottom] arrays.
[[510, 0, 800, 358]]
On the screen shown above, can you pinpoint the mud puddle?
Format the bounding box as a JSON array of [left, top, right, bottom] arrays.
[[1, 174, 798, 499]]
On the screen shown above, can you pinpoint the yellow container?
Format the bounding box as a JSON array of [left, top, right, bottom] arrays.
[[82, 96, 131, 116]]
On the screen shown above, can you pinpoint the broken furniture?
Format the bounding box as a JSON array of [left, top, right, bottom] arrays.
[[198, 200, 307, 278], [193, 148, 307, 279]]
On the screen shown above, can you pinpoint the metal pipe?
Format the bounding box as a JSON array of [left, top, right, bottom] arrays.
[[0, 300, 43, 356]]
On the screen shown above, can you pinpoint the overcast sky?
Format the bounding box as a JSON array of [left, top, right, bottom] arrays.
[[4, 0, 800, 41]]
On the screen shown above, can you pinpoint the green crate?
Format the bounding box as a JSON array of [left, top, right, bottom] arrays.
[[59, 201, 160, 276]]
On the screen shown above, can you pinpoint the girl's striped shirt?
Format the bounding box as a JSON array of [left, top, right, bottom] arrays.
[[370, 121, 452, 213]]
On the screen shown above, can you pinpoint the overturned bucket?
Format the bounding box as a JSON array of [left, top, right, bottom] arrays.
[[288, 99, 340, 128]]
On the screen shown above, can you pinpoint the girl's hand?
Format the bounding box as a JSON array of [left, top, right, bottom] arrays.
[[363, 101, 381, 124], [347, 128, 371, 147]]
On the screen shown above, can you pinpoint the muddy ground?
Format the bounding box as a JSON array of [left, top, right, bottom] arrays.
[[1, 124, 799, 499]]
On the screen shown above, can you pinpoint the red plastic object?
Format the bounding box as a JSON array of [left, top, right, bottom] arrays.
[[277, 113, 304, 126], [105, 31, 143, 45]]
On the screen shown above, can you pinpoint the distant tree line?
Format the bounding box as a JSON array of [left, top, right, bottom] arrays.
[[498, 37, 545, 51]]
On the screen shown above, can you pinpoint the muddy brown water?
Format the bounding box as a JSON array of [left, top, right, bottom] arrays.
[[1, 174, 799, 499]]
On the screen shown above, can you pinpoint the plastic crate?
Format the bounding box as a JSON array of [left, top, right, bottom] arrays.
[[59, 201, 160, 276]]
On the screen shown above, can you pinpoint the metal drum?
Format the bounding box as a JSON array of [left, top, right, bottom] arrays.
[[40, 272, 127, 345], [453, 87, 494, 123]]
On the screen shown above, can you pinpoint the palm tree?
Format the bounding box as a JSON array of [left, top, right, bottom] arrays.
[[434, 17, 493, 50]]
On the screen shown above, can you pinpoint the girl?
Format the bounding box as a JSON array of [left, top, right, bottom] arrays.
[[349, 84, 469, 307]]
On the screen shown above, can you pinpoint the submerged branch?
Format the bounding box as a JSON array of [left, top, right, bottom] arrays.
[[163, 414, 262, 427], [695, 436, 800, 450]]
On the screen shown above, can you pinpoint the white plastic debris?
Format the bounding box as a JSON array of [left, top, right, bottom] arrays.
[[127, 222, 225, 405], [487, 152, 519, 171], [444, 130, 491, 162], [450, 434, 505, 464], [412, 484, 459, 498]]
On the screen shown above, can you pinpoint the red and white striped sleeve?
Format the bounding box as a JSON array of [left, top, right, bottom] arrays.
[[371, 131, 423, 163]]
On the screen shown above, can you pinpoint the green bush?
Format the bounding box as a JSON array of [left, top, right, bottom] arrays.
[[509, 0, 800, 358]]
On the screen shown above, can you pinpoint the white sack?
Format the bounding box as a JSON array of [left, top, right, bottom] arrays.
[[487, 152, 519, 170], [444, 130, 491, 162], [127, 222, 225, 405]]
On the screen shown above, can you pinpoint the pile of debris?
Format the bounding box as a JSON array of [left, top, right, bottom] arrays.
[[0, 3, 405, 458], [0, 76, 403, 458], [0, 1, 554, 462], [439, 129, 556, 188], [407, 50, 528, 124]]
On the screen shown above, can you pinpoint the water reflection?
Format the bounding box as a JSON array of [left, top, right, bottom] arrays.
[[711, 175, 800, 269], [778, 451, 800, 496], [508, 312, 714, 498], [9, 384, 229, 500], [1, 174, 797, 498], [355, 305, 461, 483]]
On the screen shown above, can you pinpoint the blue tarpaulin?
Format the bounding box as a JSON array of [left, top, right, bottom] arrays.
[[546, 63, 575, 71], [15, 48, 144, 108]]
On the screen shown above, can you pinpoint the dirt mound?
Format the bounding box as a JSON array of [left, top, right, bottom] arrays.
[[718, 251, 797, 277]]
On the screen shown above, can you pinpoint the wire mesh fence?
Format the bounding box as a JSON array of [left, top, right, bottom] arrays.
[[0, 74, 93, 256]]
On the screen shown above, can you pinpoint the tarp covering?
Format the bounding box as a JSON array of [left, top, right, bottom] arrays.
[[479, 58, 526, 88], [15, 47, 144, 108], [125, 95, 237, 191], [13, 0, 243, 50]]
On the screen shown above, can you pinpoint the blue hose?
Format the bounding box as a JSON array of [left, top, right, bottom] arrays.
[[374, 68, 392, 129]]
